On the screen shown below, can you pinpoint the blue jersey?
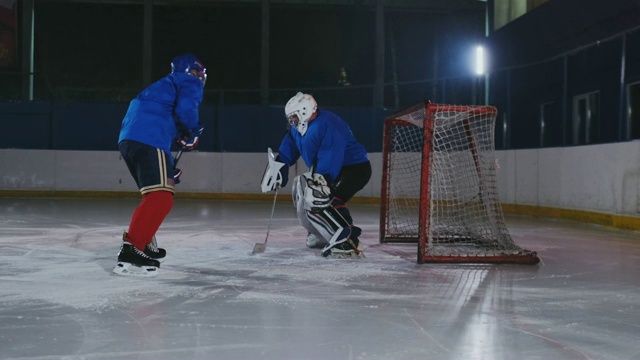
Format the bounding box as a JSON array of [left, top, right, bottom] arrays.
[[277, 110, 369, 182], [118, 72, 203, 164]]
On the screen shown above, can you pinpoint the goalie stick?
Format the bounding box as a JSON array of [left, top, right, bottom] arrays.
[[252, 187, 278, 254]]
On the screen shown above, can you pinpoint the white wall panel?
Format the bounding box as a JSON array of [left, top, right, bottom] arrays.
[[3, 143, 640, 217], [1, 149, 56, 190], [513, 150, 539, 205]]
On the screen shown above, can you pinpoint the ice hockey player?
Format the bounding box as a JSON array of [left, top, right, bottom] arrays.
[[114, 53, 207, 277], [261, 92, 371, 258]]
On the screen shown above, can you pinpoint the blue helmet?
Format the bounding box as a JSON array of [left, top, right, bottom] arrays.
[[171, 53, 207, 86]]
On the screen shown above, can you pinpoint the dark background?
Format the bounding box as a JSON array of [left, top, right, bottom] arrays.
[[2, 0, 640, 152], [26, 2, 484, 101]]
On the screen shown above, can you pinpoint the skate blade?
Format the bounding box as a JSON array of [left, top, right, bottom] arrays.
[[326, 251, 365, 259], [323, 249, 365, 259], [113, 262, 159, 278]]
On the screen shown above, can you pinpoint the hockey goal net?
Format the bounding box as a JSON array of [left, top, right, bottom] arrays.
[[380, 102, 539, 264]]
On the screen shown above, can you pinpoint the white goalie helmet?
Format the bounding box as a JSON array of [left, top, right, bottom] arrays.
[[285, 92, 317, 136]]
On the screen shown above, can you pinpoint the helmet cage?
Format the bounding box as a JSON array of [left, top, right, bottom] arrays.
[[171, 53, 207, 86], [285, 92, 317, 136], [190, 68, 207, 86]]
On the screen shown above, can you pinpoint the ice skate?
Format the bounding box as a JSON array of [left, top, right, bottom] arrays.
[[113, 242, 160, 278], [145, 235, 167, 262], [321, 225, 364, 258], [321, 237, 364, 259], [122, 231, 166, 262]]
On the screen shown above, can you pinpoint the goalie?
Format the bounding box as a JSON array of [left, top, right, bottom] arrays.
[[262, 92, 371, 257]]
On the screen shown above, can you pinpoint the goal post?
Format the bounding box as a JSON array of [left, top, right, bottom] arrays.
[[380, 101, 539, 265]]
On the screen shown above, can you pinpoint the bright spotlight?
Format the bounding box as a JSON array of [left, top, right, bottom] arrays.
[[475, 45, 486, 75]]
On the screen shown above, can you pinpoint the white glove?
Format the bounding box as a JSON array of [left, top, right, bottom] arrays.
[[260, 147, 286, 193]]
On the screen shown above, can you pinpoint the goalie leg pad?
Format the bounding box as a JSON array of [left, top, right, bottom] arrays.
[[306, 207, 351, 247], [294, 174, 350, 247], [306, 232, 326, 248], [331, 197, 354, 225], [316, 209, 364, 258], [293, 174, 310, 230], [295, 178, 328, 247], [303, 173, 332, 212], [292, 174, 305, 208]]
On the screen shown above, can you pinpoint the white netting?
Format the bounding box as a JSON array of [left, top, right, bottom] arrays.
[[381, 103, 538, 263], [384, 109, 424, 240]]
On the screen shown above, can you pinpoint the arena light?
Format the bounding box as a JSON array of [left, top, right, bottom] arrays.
[[475, 45, 486, 75]]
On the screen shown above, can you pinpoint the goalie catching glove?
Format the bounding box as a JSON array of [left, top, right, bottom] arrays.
[[261, 147, 288, 193], [177, 126, 204, 150], [304, 173, 333, 212]]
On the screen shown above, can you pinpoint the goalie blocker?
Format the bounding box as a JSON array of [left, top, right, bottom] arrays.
[[261, 147, 288, 193]]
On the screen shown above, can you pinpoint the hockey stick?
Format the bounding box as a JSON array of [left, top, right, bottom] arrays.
[[252, 187, 278, 254], [170, 150, 184, 186], [174, 150, 183, 167]]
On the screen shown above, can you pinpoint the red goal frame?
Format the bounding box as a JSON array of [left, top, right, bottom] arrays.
[[380, 101, 539, 265]]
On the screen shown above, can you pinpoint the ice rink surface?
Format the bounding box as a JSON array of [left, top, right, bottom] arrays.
[[1, 197, 640, 360]]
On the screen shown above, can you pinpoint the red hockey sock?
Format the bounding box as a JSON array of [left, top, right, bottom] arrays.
[[127, 191, 174, 251]]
